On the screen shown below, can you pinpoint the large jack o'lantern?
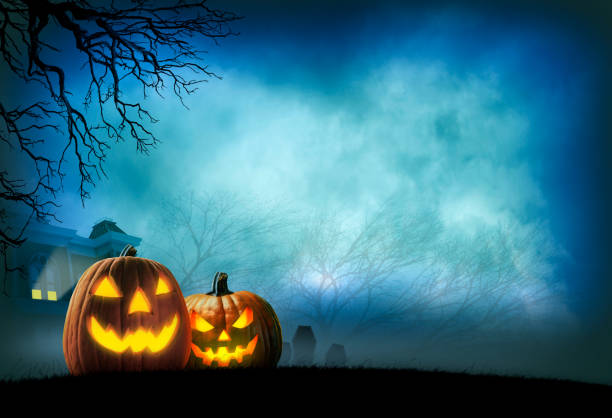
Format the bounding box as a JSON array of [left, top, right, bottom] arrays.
[[63, 245, 191, 375], [185, 272, 282, 368]]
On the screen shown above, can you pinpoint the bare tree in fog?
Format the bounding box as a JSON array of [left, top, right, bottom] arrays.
[[147, 191, 562, 351], [283, 201, 562, 348], [282, 202, 443, 342], [412, 221, 561, 349], [147, 192, 289, 296]]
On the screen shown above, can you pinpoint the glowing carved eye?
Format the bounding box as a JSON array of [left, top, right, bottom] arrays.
[[92, 277, 122, 298], [232, 307, 253, 329], [191, 312, 214, 332], [156, 277, 172, 295]]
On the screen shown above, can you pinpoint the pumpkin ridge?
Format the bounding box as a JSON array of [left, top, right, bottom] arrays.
[[256, 292, 282, 366], [239, 292, 267, 367], [69, 258, 96, 373], [80, 258, 111, 372]]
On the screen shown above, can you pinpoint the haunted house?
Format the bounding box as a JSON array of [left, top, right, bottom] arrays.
[[0, 218, 141, 377], [1, 218, 141, 314]]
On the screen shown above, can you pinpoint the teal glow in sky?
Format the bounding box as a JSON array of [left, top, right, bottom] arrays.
[[11, 0, 610, 381], [53, 3, 602, 300]]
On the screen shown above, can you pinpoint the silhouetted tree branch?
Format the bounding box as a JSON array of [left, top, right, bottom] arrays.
[[0, 0, 240, 285], [146, 192, 290, 296]]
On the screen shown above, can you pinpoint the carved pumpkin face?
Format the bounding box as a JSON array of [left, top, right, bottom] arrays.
[[185, 272, 282, 368], [63, 246, 191, 375]]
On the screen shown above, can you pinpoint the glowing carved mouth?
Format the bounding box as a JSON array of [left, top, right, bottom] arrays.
[[88, 315, 179, 353], [191, 335, 259, 367]]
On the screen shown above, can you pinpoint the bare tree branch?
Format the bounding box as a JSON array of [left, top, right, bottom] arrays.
[[282, 202, 443, 342], [145, 191, 291, 296], [281, 200, 562, 351], [0, 0, 240, 289], [0, 0, 240, 248]]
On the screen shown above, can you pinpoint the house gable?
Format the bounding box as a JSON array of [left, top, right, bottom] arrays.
[[4, 218, 141, 315]]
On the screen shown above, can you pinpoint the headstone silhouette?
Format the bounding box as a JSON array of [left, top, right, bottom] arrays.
[[279, 341, 292, 366], [291, 325, 316, 366], [325, 343, 346, 367]]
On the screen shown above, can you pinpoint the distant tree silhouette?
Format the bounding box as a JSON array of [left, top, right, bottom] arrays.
[[282, 200, 562, 349], [407, 220, 562, 351], [282, 201, 443, 342], [146, 192, 288, 296], [0, 0, 240, 279]]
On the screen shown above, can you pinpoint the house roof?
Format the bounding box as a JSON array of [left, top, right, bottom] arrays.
[[88, 219, 127, 239]]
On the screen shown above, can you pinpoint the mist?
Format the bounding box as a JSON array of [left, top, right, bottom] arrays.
[[1, 0, 611, 385]]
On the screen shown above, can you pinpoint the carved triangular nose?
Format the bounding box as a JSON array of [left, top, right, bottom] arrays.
[[218, 330, 231, 341], [129, 288, 151, 314]]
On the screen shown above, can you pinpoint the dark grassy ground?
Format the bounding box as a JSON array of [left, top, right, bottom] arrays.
[[1, 366, 610, 401]]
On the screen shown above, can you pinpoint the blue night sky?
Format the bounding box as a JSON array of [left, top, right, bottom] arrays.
[[7, 0, 611, 380]]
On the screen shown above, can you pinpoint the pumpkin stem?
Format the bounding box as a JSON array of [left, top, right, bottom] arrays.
[[208, 272, 233, 296], [120, 244, 137, 257]]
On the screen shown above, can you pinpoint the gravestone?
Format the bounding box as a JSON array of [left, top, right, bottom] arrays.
[[325, 343, 347, 367], [291, 325, 316, 366], [279, 341, 292, 366]]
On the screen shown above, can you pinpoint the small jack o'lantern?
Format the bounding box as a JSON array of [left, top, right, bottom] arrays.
[[185, 272, 282, 368], [63, 245, 191, 375]]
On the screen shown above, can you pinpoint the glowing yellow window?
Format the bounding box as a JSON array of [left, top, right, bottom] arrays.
[[47, 291, 57, 301], [32, 289, 42, 300]]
